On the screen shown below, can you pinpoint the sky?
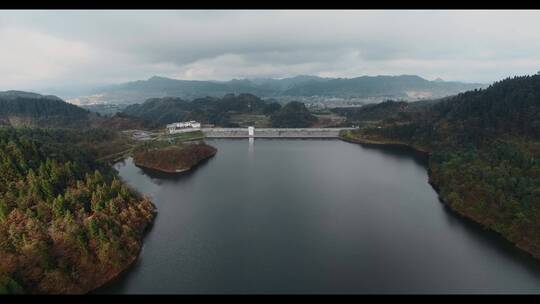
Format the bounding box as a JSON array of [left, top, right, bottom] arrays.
[[1, 10, 540, 92]]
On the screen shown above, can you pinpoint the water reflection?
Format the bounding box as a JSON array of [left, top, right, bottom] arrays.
[[248, 137, 254, 157], [135, 156, 215, 182], [99, 139, 540, 294], [347, 141, 429, 167], [438, 201, 540, 280]]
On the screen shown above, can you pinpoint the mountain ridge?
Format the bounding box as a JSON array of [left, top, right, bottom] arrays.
[[0, 91, 91, 128], [70, 74, 486, 105]]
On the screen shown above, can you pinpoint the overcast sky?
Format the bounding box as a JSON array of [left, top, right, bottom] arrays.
[[1, 10, 540, 92]]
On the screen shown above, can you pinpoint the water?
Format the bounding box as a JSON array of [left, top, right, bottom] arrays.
[[98, 139, 540, 294]]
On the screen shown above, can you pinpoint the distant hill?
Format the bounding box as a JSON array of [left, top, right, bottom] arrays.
[[0, 90, 156, 130], [98, 113, 159, 131], [332, 100, 410, 123], [331, 97, 447, 124], [122, 93, 274, 127], [81, 103, 129, 117], [269, 101, 318, 128], [279, 75, 482, 98], [0, 91, 91, 128], [72, 75, 486, 105]]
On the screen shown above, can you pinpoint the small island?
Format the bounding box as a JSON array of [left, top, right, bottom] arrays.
[[133, 142, 217, 174]]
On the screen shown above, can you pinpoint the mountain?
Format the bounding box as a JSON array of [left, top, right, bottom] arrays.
[[247, 75, 328, 91], [331, 96, 450, 125], [332, 100, 410, 123], [98, 113, 159, 131], [280, 75, 483, 99], [0, 91, 159, 131], [70, 75, 486, 105], [269, 101, 318, 128], [80, 76, 273, 105], [122, 93, 276, 127], [0, 91, 91, 128], [351, 75, 540, 148], [342, 74, 540, 259]]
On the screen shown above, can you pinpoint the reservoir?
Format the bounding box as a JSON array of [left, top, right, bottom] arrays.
[[99, 139, 540, 294]]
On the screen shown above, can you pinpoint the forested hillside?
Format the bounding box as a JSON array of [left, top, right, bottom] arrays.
[[98, 113, 159, 131], [0, 128, 155, 294], [122, 93, 268, 126], [332, 100, 410, 123], [0, 91, 91, 128], [0, 91, 162, 132], [270, 101, 318, 128], [331, 97, 448, 126], [342, 74, 540, 258], [123, 93, 295, 127]]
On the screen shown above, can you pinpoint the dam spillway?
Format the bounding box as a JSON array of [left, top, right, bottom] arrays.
[[201, 127, 356, 138]]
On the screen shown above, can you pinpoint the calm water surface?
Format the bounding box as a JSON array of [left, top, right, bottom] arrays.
[[98, 139, 540, 294]]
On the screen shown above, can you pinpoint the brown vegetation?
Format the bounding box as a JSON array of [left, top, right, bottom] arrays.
[[133, 142, 217, 173], [0, 128, 155, 294]]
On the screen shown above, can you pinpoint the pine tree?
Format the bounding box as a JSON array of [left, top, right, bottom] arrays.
[[0, 199, 8, 223]]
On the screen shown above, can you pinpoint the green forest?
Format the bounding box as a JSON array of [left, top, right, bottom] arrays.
[[1, 74, 539, 293], [332, 100, 410, 124], [122, 93, 319, 128], [0, 91, 91, 128], [0, 128, 155, 294], [123, 93, 282, 127], [269, 101, 318, 128], [343, 75, 540, 258]]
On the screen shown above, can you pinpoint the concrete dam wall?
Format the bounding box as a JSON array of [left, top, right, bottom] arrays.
[[201, 128, 355, 138]]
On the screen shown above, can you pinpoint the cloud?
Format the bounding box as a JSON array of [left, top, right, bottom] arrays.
[[0, 10, 540, 92], [0, 27, 94, 88]]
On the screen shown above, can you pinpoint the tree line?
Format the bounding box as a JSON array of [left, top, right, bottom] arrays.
[[0, 127, 155, 294]]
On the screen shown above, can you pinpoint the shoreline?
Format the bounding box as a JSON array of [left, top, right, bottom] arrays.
[[133, 149, 217, 174], [86, 135, 539, 294], [89, 208, 157, 294], [83, 244, 141, 294], [339, 132, 431, 155], [86, 143, 217, 293], [77, 198, 156, 295], [339, 132, 540, 261], [86, 147, 216, 293]]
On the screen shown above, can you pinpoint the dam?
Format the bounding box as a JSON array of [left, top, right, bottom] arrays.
[[201, 127, 356, 138]]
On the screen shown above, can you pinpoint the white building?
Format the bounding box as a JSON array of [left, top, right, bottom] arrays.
[[166, 121, 201, 134]]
